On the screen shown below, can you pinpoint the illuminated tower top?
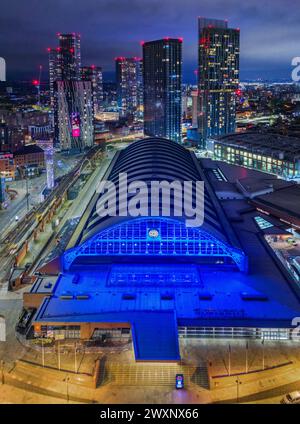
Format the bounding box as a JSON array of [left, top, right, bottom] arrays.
[[56, 33, 81, 81]]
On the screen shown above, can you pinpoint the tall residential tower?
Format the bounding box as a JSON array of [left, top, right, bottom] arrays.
[[56, 33, 81, 81], [49, 33, 94, 152], [143, 38, 182, 143], [81, 65, 104, 115], [198, 18, 240, 148], [115, 57, 143, 120]]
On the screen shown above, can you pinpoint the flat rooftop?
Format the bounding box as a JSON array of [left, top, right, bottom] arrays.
[[215, 132, 300, 162], [34, 260, 300, 329], [254, 184, 300, 221], [200, 159, 300, 223]]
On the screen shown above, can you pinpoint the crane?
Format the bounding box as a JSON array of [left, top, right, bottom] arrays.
[[32, 64, 43, 107]]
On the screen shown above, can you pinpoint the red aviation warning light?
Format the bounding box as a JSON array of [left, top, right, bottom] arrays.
[[32, 79, 39, 86]]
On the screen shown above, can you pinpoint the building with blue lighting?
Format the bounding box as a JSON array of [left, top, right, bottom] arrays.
[[27, 138, 300, 362]]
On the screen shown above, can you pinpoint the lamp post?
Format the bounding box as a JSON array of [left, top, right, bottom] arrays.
[[1, 360, 4, 385], [41, 338, 45, 367], [65, 376, 70, 403], [236, 376, 242, 403], [262, 337, 265, 370], [58, 340, 61, 371]]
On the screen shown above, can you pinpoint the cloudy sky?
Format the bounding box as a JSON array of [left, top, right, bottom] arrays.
[[0, 0, 299, 82]]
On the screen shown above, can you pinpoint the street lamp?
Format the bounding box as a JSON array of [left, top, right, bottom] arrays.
[[236, 376, 242, 403], [64, 375, 70, 403], [1, 360, 4, 385]]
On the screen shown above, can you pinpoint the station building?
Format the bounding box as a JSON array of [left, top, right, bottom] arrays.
[[26, 138, 300, 361]]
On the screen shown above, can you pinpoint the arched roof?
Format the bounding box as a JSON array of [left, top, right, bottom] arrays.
[[73, 137, 241, 251]]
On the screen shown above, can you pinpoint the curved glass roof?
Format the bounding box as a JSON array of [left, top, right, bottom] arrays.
[[78, 137, 237, 245]]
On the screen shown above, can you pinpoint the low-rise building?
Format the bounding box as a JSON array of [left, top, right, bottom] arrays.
[[14, 144, 45, 170], [0, 152, 15, 179], [209, 132, 300, 180]]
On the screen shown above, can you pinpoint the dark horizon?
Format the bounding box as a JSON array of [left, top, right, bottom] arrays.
[[1, 0, 299, 83]]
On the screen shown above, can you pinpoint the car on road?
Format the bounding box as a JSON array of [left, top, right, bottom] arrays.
[[175, 374, 184, 389], [286, 237, 298, 247], [281, 391, 300, 404]]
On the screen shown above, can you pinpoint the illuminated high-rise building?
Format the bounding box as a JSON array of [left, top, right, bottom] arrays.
[[56, 80, 94, 152], [198, 18, 240, 149], [0, 57, 6, 82], [49, 33, 94, 151], [81, 65, 103, 115], [47, 48, 59, 114], [48, 33, 81, 109], [143, 38, 182, 143], [56, 33, 81, 81], [115, 57, 143, 120], [191, 89, 198, 128]]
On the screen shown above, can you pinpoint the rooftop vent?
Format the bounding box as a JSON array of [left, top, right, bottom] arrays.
[[122, 294, 136, 300], [161, 294, 174, 301], [199, 293, 213, 300], [60, 295, 73, 300], [240, 292, 268, 301]]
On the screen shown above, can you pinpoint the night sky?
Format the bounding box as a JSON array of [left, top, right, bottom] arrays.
[[1, 0, 299, 82]]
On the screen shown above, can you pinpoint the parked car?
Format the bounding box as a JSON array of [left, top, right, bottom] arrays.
[[175, 374, 184, 389], [281, 391, 300, 404]]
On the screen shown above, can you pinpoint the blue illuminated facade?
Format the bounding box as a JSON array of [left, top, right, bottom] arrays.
[[63, 217, 247, 272], [32, 138, 300, 361]]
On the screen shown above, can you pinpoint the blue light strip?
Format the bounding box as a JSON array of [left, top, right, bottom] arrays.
[[63, 217, 247, 272]]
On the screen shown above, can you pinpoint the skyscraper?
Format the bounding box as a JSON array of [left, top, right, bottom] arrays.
[[56, 80, 94, 152], [0, 57, 6, 82], [115, 57, 143, 120], [81, 65, 103, 115], [47, 48, 59, 111], [198, 18, 240, 148], [143, 38, 182, 143], [49, 33, 94, 151], [191, 89, 198, 128], [56, 33, 81, 81]]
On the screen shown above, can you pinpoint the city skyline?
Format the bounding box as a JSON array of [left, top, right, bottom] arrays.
[[1, 0, 300, 409], [0, 0, 299, 82]]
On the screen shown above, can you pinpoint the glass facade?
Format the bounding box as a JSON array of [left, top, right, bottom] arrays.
[[81, 66, 103, 115], [214, 142, 299, 179], [198, 18, 240, 148], [178, 326, 292, 340], [63, 217, 247, 271], [92, 328, 131, 341], [143, 39, 182, 143], [35, 325, 81, 339], [116, 57, 143, 120]]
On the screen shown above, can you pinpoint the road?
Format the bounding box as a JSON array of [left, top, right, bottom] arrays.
[[0, 153, 82, 243], [36, 157, 111, 270], [0, 146, 103, 284]]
